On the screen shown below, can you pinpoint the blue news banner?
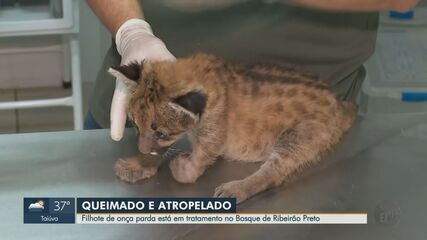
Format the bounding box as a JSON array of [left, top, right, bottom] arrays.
[[24, 198, 236, 224]]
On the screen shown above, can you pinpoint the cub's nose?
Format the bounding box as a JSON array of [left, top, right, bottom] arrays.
[[138, 144, 151, 155], [138, 136, 153, 154]]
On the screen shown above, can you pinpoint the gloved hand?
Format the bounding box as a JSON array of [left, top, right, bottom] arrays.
[[111, 19, 175, 141]]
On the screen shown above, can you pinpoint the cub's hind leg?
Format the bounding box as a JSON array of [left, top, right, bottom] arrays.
[[214, 120, 343, 203]]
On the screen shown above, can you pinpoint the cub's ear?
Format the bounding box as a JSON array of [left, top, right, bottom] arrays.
[[108, 61, 143, 87], [172, 91, 207, 116]]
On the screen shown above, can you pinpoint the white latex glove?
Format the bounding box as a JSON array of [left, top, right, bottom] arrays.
[[111, 19, 175, 141]]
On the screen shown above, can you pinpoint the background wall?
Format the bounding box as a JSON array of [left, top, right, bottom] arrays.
[[78, 1, 110, 84], [76, 0, 427, 84]]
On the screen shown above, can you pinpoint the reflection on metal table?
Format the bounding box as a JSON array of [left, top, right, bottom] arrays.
[[1, 113, 427, 239]]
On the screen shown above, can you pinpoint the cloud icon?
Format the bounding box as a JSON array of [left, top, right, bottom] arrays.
[[28, 200, 45, 211]]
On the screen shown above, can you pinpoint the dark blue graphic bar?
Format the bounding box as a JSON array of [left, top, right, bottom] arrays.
[[77, 198, 236, 213]]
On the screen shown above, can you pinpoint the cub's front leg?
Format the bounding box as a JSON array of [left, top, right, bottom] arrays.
[[169, 129, 225, 183], [169, 151, 202, 183], [114, 154, 162, 183]]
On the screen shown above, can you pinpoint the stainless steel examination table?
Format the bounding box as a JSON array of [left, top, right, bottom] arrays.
[[1, 114, 427, 239]]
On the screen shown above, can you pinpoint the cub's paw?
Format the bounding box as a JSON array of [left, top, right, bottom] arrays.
[[214, 180, 250, 204], [169, 152, 203, 183], [114, 157, 158, 183]]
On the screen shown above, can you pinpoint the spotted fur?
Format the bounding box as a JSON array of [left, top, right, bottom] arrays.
[[110, 53, 358, 203]]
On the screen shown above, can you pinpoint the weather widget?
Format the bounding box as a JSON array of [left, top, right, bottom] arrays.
[[24, 198, 75, 224]]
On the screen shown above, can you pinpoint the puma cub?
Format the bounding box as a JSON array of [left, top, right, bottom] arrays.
[[109, 53, 357, 203]]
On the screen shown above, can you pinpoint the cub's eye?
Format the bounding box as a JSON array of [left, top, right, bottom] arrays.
[[154, 130, 169, 140]]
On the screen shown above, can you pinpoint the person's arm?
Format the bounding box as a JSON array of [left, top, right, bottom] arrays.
[[86, 0, 144, 36], [86, 0, 175, 141], [283, 0, 420, 12]]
